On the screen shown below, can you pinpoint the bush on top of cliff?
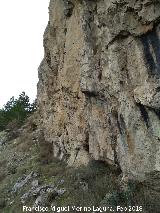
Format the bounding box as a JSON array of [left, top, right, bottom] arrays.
[[0, 92, 36, 131]]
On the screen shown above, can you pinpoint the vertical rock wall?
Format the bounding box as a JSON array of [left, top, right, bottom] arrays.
[[37, 0, 160, 181]]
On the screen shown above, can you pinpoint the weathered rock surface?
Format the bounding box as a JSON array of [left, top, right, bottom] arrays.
[[37, 0, 160, 181], [12, 172, 38, 193], [0, 131, 9, 147], [21, 184, 66, 206]]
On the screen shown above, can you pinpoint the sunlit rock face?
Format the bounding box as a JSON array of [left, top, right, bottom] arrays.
[[37, 0, 160, 181]]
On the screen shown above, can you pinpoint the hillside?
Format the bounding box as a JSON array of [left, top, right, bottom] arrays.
[[1, 116, 158, 213]]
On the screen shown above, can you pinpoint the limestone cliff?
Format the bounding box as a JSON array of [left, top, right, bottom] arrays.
[[37, 0, 160, 181]]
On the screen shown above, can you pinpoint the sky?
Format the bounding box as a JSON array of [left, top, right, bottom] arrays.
[[0, 0, 49, 107]]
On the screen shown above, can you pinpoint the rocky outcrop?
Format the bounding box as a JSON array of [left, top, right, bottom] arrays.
[[37, 0, 160, 181]]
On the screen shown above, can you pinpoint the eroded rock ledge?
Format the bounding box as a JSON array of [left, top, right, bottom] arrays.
[[37, 0, 160, 181]]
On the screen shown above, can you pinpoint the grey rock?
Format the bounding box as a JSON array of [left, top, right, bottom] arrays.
[[12, 172, 38, 193], [21, 184, 65, 205], [33, 194, 48, 207], [79, 181, 88, 191], [31, 180, 39, 187], [0, 131, 9, 147], [56, 188, 66, 196]]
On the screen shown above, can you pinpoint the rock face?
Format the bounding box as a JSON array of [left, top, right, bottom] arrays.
[[37, 0, 160, 181]]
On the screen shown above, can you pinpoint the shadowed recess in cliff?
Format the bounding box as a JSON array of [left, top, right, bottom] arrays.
[[82, 90, 98, 97], [136, 103, 150, 128], [140, 30, 160, 77], [117, 114, 126, 135], [63, 0, 74, 17]]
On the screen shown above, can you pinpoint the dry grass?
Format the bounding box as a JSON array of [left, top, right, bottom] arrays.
[[53, 160, 118, 209]]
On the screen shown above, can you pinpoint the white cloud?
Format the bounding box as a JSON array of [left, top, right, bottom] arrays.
[[0, 0, 49, 107]]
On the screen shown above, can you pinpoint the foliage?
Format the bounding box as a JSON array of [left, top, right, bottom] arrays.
[[0, 92, 36, 131]]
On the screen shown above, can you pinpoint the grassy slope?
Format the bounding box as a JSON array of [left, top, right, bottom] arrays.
[[0, 128, 118, 213], [0, 121, 155, 213]]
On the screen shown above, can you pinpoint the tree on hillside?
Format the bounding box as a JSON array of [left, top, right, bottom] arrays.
[[0, 92, 36, 131]]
